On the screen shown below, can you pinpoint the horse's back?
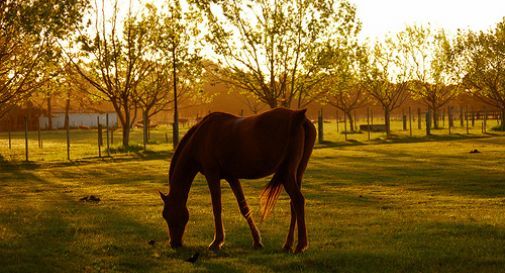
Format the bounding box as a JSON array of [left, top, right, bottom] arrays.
[[192, 108, 310, 179]]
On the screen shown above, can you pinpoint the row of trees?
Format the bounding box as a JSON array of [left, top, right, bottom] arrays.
[[2, 0, 505, 147]]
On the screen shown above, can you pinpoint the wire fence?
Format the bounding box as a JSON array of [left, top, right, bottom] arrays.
[[1, 108, 504, 163]]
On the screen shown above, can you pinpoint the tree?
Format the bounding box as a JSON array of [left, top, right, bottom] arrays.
[[324, 42, 368, 132], [454, 18, 505, 130], [402, 25, 460, 128], [135, 60, 206, 145], [139, 2, 204, 148], [70, 0, 154, 147], [197, 0, 360, 109], [361, 36, 412, 137], [0, 0, 88, 118]]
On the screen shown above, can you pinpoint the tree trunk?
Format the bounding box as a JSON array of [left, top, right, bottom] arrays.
[[142, 110, 148, 150], [501, 108, 505, 131], [345, 111, 354, 132], [122, 110, 130, 148], [172, 47, 179, 149], [47, 96, 52, 130], [433, 108, 439, 129], [384, 108, 391, 137], [64, 98, 70, 128]]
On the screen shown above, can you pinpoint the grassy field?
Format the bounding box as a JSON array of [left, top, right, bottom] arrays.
[[1, 121, 505, 272]]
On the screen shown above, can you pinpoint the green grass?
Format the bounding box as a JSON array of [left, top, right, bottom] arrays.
[[1, 121, 505, 272]]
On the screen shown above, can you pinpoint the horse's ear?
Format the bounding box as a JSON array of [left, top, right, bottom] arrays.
[[159, 191, 168, 203]]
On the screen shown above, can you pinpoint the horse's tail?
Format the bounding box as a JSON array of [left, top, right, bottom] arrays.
[[259, 172, 284, 222], [259, 109, 308, 221]]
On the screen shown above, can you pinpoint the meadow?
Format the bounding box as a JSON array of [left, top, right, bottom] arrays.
[[1, 119, 505, 273]]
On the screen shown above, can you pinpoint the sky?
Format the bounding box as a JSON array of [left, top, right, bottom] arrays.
[[352, 0, 505, 40]]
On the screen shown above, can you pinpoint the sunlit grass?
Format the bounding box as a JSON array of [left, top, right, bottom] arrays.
[[1, 120, 505, 272]]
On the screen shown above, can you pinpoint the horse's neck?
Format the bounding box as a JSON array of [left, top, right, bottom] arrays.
[[168, 155, 197, 205]]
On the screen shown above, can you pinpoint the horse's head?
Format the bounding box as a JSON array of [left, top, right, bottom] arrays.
[[159, 191, 189, 248]]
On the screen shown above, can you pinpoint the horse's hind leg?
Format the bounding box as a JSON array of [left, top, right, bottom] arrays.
[[283, 174, 308, 253], [283, 201, 297, 252], [206, 174, 225, 252], [226, 178, 263, 249]]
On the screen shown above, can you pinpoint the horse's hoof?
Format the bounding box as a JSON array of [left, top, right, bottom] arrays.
[[208, 241, 223, 253], [253, 241, 264, 249], [282, 246, 292, 253], [294, 244, 308, 254]]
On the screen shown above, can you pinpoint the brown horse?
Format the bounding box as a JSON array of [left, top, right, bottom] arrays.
[[159, 108, 316, 253]]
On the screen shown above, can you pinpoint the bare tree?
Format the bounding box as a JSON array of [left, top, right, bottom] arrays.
[[69, 0, 154, 147]]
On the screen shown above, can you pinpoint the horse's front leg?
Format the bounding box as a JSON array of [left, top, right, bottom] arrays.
[[206, 174, 225, 252], [226, 178, 263, 249]]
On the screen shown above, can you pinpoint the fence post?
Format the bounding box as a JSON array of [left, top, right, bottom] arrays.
[[8, 119, 11, 150], [417, 108, 422, 130], [318, 108, 324, 144], [66, 113, 70, 161], [367, 107, 371, 141], [336, 110, 339, 133], [37, 121, 42, 149], [448, 106, 452, 135], [142, 111, 148, 151], [106, 114, 110, 157], [402, 110, 407, 131], [484, 110, 488, 133], [426, 110, 431, 136], [97, 116, 102, 158], [344, 111, 348, 141], [24, 116, 29, 162], [465, 106, 469, 135], [408, 107, 412, 136]]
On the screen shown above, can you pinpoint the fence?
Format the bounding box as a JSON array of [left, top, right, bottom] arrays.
[[316, 107, 504, 144], [1, 108, 504, 162], [0, 113, 197, 163]]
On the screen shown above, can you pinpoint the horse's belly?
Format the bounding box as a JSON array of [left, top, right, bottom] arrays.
[[220, 156, 279, 179]]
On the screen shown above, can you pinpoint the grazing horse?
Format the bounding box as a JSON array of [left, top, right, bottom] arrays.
[[159, 108, 316, 253]]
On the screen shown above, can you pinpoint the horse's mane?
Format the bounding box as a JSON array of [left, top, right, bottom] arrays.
[[169, 115, 215, 183]]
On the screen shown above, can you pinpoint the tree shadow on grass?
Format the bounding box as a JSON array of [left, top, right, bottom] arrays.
[[0, 149, 173, 172], [0, 166, 204, 273]]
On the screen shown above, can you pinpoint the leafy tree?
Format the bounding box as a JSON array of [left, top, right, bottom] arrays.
[[196, 0, 360, 109], [140, 1, 204, 148], [0, 0, 88, 118], [324, 42, 368, 132], [361, 35, 412, 137], [403, 25, 459, 128], [453, 18, 505, 130]]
